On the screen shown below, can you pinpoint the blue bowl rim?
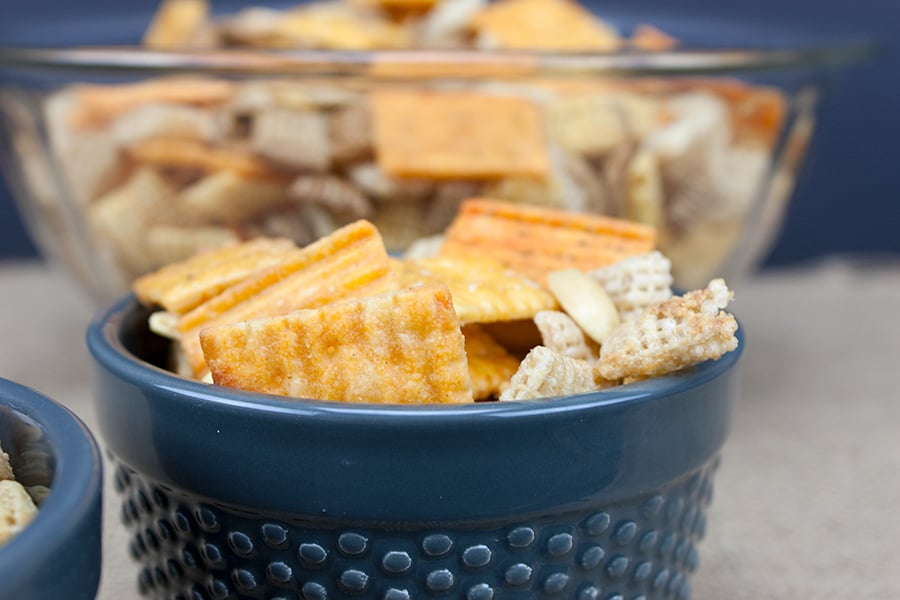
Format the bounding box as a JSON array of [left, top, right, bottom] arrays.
[[88, 293, 744, 421], [0, 378, 103, 576]]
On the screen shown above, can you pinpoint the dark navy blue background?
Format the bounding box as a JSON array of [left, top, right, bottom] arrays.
[[1, 0, 897, 265]]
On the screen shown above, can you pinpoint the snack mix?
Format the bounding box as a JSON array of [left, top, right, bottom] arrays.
[[18, 0, 795, 299], [0, 440, 40, 546], [134, 198, 739, 404]]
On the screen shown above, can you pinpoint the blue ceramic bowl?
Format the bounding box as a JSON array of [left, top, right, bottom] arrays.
[[87, 295, 743, 600], [0, 378, 103, 600]]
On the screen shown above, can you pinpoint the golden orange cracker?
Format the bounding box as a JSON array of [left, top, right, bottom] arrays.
[[482, 319, 543, 357], [132, 237, 297, 313], [179, 220, 396, 376], [375, 0, 437, 8], [372, 0, 439, 20], [143, 0, 210, 49], [629, 24, 679, 52], [462, 324, 520, 400], [126, 138, 288, 180], [726, 86, 787, 147], [370, 90, 549, 179], [200, 284, 473, 404], [439, 198, 657, 286], [615, 78, 786, 147], [391, 255, 558, 324], [469, 0, 622, 51], [669, 79, 786, 147], [68, 79, 234, 129]]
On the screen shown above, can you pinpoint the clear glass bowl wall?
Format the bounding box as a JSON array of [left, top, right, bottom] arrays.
[[0, 46, 857, 303]]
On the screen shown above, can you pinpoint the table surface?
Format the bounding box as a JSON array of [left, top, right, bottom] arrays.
[[1, 258, 898, 599]]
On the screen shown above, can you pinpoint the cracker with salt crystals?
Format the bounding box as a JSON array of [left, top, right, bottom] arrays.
[[133, 237, 297, 313], [461, 324, 521, 400], [143, 0, 210, 49], [126, 137, 288, 180], [469, 0, 622, 51], [597, 278, 738, 381], [439, 198, 657, 286], [200, 284, 473, 404], [178, 220, 395, 376], [391, 255, 558, 324], [370, 90, 549, 179], [68, 79, 234, 129], [498, 345, 603, 401]]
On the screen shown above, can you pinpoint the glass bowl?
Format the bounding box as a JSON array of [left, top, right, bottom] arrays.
[[0, 9, 869, 304]]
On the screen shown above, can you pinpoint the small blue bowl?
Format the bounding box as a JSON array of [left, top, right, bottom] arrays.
[[0, 378, 103, 600], [88, 295, 743, 600]]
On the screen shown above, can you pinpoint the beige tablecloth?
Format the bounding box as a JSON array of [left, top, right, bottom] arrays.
[[1, 258, 898, 599]]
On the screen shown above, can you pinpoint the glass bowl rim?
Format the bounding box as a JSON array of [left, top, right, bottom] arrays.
[[0, 42, 876, 79]]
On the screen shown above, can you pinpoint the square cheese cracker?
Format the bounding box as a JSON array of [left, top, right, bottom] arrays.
[[391, 255, 558, 324], [133, 237, 297, 313], [143, 0, 210, 49], [200, 283, 474, 404], [439, 198, 657, 286], [178, 220, 396, 376], [371, 90, 549, 179], [469, 0, 622, 51]]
